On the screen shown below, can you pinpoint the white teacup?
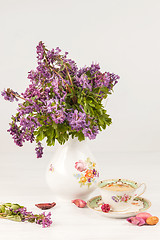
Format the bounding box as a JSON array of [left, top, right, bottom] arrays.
[[98, 179, 146, 212]]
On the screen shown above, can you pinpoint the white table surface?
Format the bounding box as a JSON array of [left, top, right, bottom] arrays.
[[0, 151, 159, 240]]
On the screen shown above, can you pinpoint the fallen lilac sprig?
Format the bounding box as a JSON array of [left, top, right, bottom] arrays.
[[0, 203, 52, 228]]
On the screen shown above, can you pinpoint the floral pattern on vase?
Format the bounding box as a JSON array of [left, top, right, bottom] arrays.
[[74, 157, 99, 188], [49, 164, 54, 172]]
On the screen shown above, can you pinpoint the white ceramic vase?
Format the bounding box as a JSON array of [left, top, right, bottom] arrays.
[[46, 137, 99, 200]]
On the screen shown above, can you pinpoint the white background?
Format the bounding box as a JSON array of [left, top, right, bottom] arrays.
[[0, 0, 160, 239]]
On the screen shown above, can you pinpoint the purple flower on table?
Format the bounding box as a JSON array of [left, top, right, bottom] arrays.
[[13, 207, 52, 227], [88, 178, 91, 182], [37, 212, 52, 228], [93, 169, 96, 176]]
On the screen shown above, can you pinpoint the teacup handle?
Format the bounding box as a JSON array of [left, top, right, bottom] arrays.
[[134, 183, 146, 197]]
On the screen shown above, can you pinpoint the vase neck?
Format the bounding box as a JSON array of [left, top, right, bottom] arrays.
[[65, 137, 87, 147]]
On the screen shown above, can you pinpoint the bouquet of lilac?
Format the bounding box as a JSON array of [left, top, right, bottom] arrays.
[[1, 41, 119, 158]]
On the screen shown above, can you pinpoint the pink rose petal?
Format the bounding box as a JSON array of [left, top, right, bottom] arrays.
[[72, 199, 87, 208], [127, 217, 145, 226], [75, 160, 87, 172]]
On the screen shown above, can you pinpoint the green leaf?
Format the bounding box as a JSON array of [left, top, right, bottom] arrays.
[[6, 215, 22, 222], [0, 205, 5, 213], [46, 136, 55, 146], [11, 204, 21, 211], [4, 203, 12, 207], [36, 131, 45, 141], [77, 132, 85, 141]]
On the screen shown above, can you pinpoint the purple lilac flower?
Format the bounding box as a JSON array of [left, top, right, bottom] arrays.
[[46, 99, 55, 113], [1, 89, 19, 102], [46, 99, 66, 124], [51, 109, 66, 124], [36, 212, 52, 228], [51, 77, 60, 97], [35, 142, 43, 158], [14, 207, 28, 216], [37, 63, 52, 81], [1, 41, 119, 158], [77, 63, 119, 92], [13, 207, 52, 228], [22, 84, 42, 99], [19, 117, 37, 143], [27, 70, 40, 84], [67, 110, 87, 131], [8, 123, 24, 147], [75, 74, 92, 90], [46, 47, 62, 65], [94, 72, 110, 88], [77, 63, 100, 77], [82, 125, 99, 140], [36, 41, 45, 61], [106, 72, 120, 90], [62, 57, 78, 77]]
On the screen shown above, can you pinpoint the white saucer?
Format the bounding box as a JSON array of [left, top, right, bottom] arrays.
[[87, 195, 151, 218]]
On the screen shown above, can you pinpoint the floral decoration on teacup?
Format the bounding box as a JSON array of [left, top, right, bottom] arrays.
[[98, 179, 146, 212]]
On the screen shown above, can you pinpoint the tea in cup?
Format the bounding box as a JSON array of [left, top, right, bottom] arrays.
[[98, 179, 146, 212]]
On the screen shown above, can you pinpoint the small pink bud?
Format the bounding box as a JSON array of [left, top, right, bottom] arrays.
[[72, 199, 87, 208]]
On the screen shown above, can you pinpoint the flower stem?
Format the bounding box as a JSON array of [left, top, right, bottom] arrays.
[[52, 68, 71, 94], [11, 92, 26, 101]]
